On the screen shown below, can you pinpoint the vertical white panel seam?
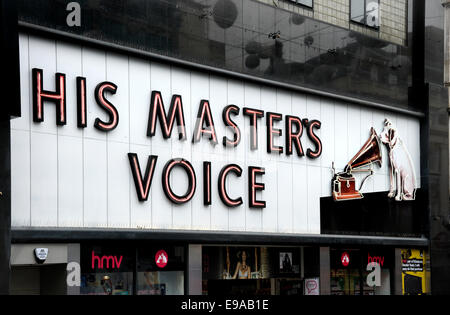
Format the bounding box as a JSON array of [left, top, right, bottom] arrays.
[[27, 34, 32, 226], [189, 70, 192, 231], [259, 85, 263, 230], [305, 95, 309, 232], [291, 92, 294, 233], [81, 46, 85, 228], [243, 79, 246, 232], [170, 64, 174, 229], [55, 40, 60, 227], [128, 56, 131, 228], [208, 72, 212, 231], [275, 89, 279, 233], [105, 51, 109, 227], [226, 78, 230, 231], [150, 61, 153, 229]]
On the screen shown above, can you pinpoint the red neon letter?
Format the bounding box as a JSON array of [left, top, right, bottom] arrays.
[[248, 167, 266, 209], [162, 159, 197, 204], [147, 92, 187, 140], [286, 115, 304, 157], [94, 82, 119, 131], [32, 68, 66, 125], [306, 120, 322, 159], [218, 164, 243, 207], [266, 112, 283, 154], [222, 105, 241, 147], [203, 161, 212, 206], [128, 154, 158, 202], [243, 108, 264, 150], [76, 77, 87, 128], [192, 100, 218, 145]]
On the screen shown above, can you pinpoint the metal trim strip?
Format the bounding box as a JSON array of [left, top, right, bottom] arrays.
[[12, 227, 429, 247]]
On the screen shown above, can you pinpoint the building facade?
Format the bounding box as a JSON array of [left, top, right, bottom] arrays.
[[0, 0, 448, 295]]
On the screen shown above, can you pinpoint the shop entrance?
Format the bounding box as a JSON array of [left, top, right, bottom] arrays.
[[202, 246, 320, 295], [10, 265, 67, 295]]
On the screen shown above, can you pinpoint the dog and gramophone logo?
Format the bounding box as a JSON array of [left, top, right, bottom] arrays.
[[331, 119, 417, 202]]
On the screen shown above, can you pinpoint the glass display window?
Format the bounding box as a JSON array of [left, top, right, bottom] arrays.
[[80, 243, 186, 295], [202, 245, 319, 295], [136, 246, 185, 295], [80, 245, 135, 295], [330, 248, 394, 296]]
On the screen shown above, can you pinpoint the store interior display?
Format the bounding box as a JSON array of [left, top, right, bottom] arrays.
[[202, 246, 319, 295]]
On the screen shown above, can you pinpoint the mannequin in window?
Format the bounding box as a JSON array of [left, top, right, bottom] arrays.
[[282, 253, 292, 272], [232, 250, 251, 279]]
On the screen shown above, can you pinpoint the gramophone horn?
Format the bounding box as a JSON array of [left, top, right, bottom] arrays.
[[346, 128, 382, 172]]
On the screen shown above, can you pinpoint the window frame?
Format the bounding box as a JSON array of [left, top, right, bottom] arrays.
[[350, 0, 380, 30], [287, 0, 314, 10]]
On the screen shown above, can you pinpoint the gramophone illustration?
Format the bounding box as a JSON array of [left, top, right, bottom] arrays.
[[332, 128, 383, 201]]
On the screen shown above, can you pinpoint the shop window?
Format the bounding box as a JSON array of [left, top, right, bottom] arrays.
[[202, 246, 319, 295], [288, 0, 313, 9], [80, 244, 186, 295], [136, 246, 185, 295], [350, 0, 380, 29], [80, 246, 135, 295], [330, 249, 394, 295]]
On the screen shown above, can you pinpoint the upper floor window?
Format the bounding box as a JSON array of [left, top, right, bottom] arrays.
[[351, 0, 380, 29], [288, 0, 313, 9]]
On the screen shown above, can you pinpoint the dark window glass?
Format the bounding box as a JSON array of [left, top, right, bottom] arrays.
[[351, 0, 380, 28]]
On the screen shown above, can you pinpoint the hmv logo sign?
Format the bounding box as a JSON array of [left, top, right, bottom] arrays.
[[91, 251, 123, 269], [367, 253, 385, 267]]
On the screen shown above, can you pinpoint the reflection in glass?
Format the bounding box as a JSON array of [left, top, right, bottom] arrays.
[[351, 0, 366, 24], [17, 0, 413, 110], [81, 272, 133, 295], [351, 0, 380, 28], [137, 271, 184, 295], [137, 246, 185, 295]]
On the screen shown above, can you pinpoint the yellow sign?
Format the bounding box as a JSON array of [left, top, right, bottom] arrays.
[[401, 249, 428, 295]]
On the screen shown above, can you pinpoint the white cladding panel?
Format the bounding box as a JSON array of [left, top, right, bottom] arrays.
[[11, 34, 422, 234]]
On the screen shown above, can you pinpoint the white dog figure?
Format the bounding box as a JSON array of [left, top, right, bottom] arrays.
[[379, 119, 416, 201]]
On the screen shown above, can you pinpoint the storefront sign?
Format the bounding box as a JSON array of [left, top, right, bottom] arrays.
[[366, 263, 381, 287], [11, 37, 421, 234], [304, 278, 320, 295], [341, 252, 350, 267], [31, 68, 323, 210], [401, 259, 423, 272], [155, 250, 168, 268], [34, 248, 48, 263], [401, 249, 428, 295], [332, 128, 382, 201], [368, 253, 385, 267], [91, 251, 123, 269], [380, 120, 417, 201], [332, 119, 417, 202]]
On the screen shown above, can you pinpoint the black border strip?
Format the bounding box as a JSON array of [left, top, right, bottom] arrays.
[[18, 21, 425, 119], [11, 227, 429, 247]]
